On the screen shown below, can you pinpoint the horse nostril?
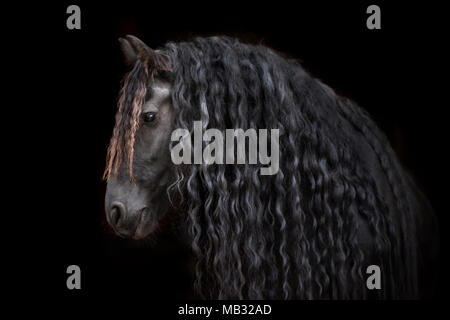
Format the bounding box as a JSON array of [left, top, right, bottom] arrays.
[[109, 201, 126, 227], [110, 207, 120, 226]]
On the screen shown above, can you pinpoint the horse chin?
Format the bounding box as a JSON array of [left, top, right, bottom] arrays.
[[131, 228, 154, 240]]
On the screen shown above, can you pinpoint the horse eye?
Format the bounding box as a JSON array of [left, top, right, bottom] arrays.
[[143, 112, 156, 123]]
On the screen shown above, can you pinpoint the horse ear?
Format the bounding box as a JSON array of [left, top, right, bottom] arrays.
[[118, 35, 155, 66], [118, 36, 138, 66], [119, 35, 172, 73]]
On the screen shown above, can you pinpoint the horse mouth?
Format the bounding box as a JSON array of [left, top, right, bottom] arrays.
[[131, 208, 156, 240], [110, 208, 155, 240]]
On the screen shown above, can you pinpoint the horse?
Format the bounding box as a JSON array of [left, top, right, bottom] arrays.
[[103, 35, 438, 299]]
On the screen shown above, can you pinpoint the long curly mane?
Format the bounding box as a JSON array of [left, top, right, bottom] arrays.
[[108, 36, 421, 299]]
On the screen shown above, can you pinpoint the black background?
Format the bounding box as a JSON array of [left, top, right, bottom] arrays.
[[17, 0, 448, 316]]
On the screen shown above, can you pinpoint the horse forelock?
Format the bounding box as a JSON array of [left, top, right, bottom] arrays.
[[104, 61, 147, 182]]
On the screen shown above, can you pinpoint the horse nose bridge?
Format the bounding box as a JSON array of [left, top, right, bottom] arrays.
[[106, 178, 141, 210]]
